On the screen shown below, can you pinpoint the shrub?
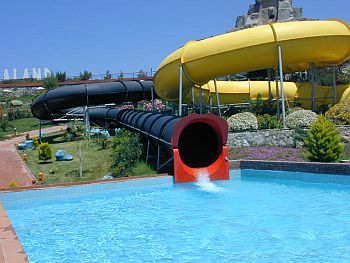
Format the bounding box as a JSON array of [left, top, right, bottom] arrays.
[[257, 114, 281, 129], [227, 112, 258, 132], [43, 74, 58, 89], [0, 117, 10, 131], [101, 137, 109, 149], [246, 94, 270, 115], [32, 137, 40, 148], [325, 101, 350, 125], [65, 121, 85, 141], [111, 129, 142, 177], [38, 142, 52, 162], [8, 181, 20, 188], [287, 107, 303, 114], [304, 115, 343, 162], [285, 109, 318, 129], [143, 99, 166, 111]]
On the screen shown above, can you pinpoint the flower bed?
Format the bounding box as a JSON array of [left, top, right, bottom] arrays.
[[229, 146, 305, 162]]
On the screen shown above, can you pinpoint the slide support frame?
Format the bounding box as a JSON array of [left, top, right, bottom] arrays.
[[213, 78, 222, 116], [275, 69, 280, 119], [311, 63, 316, 112], [332, 65, 337, 104], [178, 65, 183, 116], [277, 45, 286, 129]]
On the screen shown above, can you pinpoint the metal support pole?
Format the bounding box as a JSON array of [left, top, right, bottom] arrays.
[[156, 145, 160, 173], [191, 86, 195, 105], [267, 69, 272, 112], [311, 63, 316, 111], [209, 96, 213, 113], [178, 65, 183, 116], [199, 86, 203, 114], [213, 79, 222, 116], [146, 140, 151, 164], [277, 45, 286, 129], [84, 106, 91, 140], [85, 83, 90, 140], [150, 85, 154, 111], [332, 65, 337, 104], [275, 69, 280, 119], [39, 120, 42, 143]]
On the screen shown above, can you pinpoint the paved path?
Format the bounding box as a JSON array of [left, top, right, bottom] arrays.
[[0, 126, 64, 189]]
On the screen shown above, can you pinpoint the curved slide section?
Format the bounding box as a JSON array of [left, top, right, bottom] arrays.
[[154, 20, 350, 102], [187, 81, 350, 108], [31, 80, 153, 119]]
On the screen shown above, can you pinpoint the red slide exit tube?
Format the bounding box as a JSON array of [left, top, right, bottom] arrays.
[[171, 113, 229, 183]]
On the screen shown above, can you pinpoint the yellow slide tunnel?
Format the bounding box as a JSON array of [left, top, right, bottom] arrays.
[[186, 81, 350, 109], [154, 20, 350, 106]]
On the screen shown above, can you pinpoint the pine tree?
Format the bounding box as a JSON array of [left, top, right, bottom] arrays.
[[304, 115, 343, 162]]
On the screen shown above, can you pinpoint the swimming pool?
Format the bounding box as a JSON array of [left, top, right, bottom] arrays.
[[2, 170, 350, 262]]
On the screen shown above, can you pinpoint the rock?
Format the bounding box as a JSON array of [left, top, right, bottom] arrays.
[[55, 150, 65, 161]]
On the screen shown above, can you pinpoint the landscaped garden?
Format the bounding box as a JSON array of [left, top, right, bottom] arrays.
[[227, 100, 350, 162], [0, 92, 51, 139], [20, 125, 155, 185]]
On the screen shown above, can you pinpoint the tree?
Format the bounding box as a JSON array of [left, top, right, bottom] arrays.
[[38, 142, 52, 163], [118, 71, 124, 80], [42, 74, 58, 89], [79, 70, 92, 81], [137, 70, 148, 78], [304, 115, 344, 162], [0, 117, 11, 132], [111, 129, 142, 177], [55, 71, 67, 82], [104, 70, 112, 80]]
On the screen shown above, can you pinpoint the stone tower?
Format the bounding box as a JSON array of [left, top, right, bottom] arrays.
[[234, 0, 303, 31]]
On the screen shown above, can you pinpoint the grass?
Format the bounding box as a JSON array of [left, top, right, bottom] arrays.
[[23, 131, 156, 185], [133, 161, 156, 176], [0, 118, 51, 138]]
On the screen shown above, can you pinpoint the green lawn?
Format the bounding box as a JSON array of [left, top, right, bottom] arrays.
[[0, 118, 51, 138], [23, 131, 156, 185]]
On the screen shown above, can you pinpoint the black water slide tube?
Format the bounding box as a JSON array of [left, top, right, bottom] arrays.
[[87, 107, 224, 171], [31, 80, 225, 173], [88, 107, 180, 147], [31, 80, 153, 120]]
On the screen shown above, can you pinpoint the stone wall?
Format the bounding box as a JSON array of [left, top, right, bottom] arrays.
[[228, 126, 350, 148], [0, 87, 40, 98], [228, 129, 297, 147]]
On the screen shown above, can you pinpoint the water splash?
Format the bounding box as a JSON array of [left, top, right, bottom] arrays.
[[195, 170, 223, 192]]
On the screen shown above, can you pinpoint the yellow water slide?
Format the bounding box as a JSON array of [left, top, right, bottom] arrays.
[[154, 20, 350, 106]]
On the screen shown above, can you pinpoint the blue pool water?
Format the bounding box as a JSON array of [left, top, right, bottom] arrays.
[[2, 171, 350, 262]]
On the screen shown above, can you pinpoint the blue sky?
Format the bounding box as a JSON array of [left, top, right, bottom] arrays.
[[1, 0, 349, 77]]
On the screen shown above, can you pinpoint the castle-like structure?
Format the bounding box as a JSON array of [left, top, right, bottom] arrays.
[[233, 0, 304, 31]]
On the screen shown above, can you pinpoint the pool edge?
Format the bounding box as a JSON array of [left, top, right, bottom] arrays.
[[0, 204, 28, 263], [230, 160, 350, 176], [0, 173, 170, 193]]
